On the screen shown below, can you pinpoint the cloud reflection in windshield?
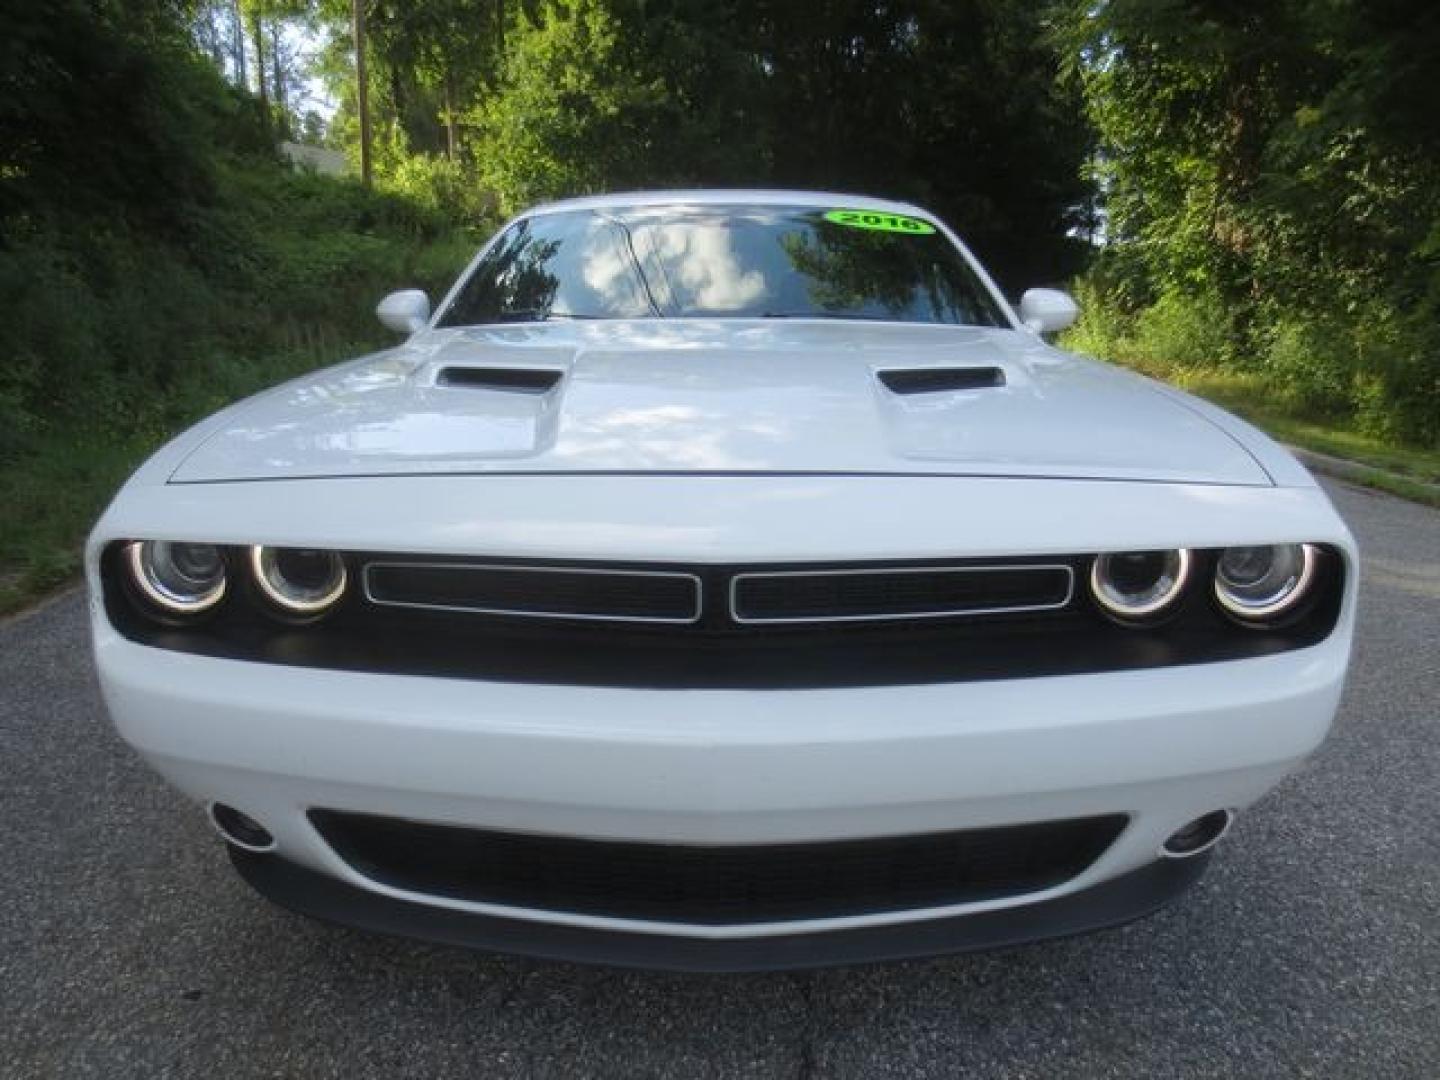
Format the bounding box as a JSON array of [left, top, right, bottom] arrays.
[[637, 219, 768, 312]]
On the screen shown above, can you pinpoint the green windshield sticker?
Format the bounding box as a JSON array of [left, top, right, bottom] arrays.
[[823, 209, 936, 235]]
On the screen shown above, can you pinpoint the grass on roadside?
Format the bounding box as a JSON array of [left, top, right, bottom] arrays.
[[1174, 371, 1440, 486], [0, 429, 153, 615], [1089, 361, 1440, 505], [1334, 470, 1440, 509]]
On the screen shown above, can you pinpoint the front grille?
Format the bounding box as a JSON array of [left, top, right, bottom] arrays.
[[364, 562, 702, 624], [731, 564, 1073, 624], [102, 546, 1348, 688], [366, 559, 1071, 627], [309, 810, 1128, 924]]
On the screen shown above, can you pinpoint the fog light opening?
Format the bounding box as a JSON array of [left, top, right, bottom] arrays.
[[1161, 809, 1233, 858], [209, 803, 276, 853]]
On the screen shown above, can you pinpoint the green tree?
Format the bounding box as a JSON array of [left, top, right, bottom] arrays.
[[470, 0, 766, 210], [0, 0, 233, 224], [1057, 0, 1440, 444], [467, 0, 1090, 289]]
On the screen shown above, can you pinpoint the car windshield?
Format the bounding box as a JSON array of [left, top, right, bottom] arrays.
[[437, 205, 1008, 328]]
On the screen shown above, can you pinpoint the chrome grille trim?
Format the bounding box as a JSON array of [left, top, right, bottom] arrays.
[[362, 562, 705, 625], [729, 563, 1075, 625]]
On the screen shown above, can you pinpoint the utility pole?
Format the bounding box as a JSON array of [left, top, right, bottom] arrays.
[[353, 0, 372, 188]]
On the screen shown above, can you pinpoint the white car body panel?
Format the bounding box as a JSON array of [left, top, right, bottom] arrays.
[[93, 626, 1346, 938], [94, 473, 1344, 566], [166, 322, 1271, 487], [88, 189, 1357, 965]]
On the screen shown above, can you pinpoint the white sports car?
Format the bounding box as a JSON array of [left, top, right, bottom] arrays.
[[89, 191, 1356, 970]]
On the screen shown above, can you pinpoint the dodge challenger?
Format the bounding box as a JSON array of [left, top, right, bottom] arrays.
[[89, 191, 1356, 969]]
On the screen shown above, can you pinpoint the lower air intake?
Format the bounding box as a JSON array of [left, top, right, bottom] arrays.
[[309, 810, 1128, 924]]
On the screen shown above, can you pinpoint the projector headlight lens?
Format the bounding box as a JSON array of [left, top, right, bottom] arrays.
[[1090, 549, 1193, 624], [125, 540, 227, 615], [250, 546, 348, 616], [1214, 543, 1317, 621]]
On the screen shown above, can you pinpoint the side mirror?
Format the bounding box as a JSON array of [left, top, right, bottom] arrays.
[[1018, 288, 1079, 334], [376, 289, 431, 335]]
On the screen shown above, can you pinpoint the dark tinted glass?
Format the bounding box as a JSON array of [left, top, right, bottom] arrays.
[[439, 206, 1007, 327]]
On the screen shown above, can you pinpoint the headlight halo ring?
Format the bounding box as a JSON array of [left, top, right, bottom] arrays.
[[1213, 542, 1319, 622], [248, 544, 349, 617], [1089, 547, 1194, 624], [123, 539, 228, 616]]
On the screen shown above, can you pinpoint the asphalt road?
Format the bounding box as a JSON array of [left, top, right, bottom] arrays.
[[2, 478, 1436, 1079]]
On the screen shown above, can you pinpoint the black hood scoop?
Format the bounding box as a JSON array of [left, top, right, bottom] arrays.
[[878, 366, 1006, 394], [436, 366, 564, 393]]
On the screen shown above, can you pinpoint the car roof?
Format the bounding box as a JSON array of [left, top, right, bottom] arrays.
[[520, 189, 935, 220]]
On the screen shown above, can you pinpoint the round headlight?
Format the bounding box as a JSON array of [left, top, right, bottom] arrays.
[[1214, 543, 1317, 621], [125, 540, 227, 615], [1089, 549, 1193, 623], [249, 546, 348, 616]]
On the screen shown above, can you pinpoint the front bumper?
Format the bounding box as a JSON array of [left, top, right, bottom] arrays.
[[231, 846, 1213, 971], [95, 606, 1349, 963]]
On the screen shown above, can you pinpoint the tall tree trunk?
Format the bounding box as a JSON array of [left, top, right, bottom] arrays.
[[390, 66, 406, 139], [250, 6, 269, 139], [232, 0, 246, 89], [443, 66, 458, 160], [270, 19, 285, 124], [353, 0, 372, 187]]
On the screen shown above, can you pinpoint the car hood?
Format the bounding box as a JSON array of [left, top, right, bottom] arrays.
[[169, 321, 1270, 485]]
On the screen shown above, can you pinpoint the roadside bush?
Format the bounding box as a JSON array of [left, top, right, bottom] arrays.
[[1127, 290, 1234, 373], [384, 154, 497, 229], [1059, 276, 1133, 363], [1064, 272, 1440, 451], [1257, 318, 1351, 418], [1365, 321, 1440, 447], [1062, 284, 1232, 376]]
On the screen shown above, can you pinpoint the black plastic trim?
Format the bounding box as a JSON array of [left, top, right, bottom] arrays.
[[363, 561, 704, 625], [878, 366, 1006, 394], [101, 546, 1346, 689], [307, 810, 1127, 925], [730, 563, 1073, 624], [228, 848, 1212, 971], [436, 366, 562, 393]]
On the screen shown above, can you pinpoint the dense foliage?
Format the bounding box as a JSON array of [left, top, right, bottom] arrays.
[[321, 0, 1093, 290], [1056, 0, 1440, 447]]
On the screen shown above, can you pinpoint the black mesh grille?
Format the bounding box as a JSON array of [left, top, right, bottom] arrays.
[[365, 563, 701, 623], [733, 565, 1072, 623], [309, 810, 1128, 924]]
